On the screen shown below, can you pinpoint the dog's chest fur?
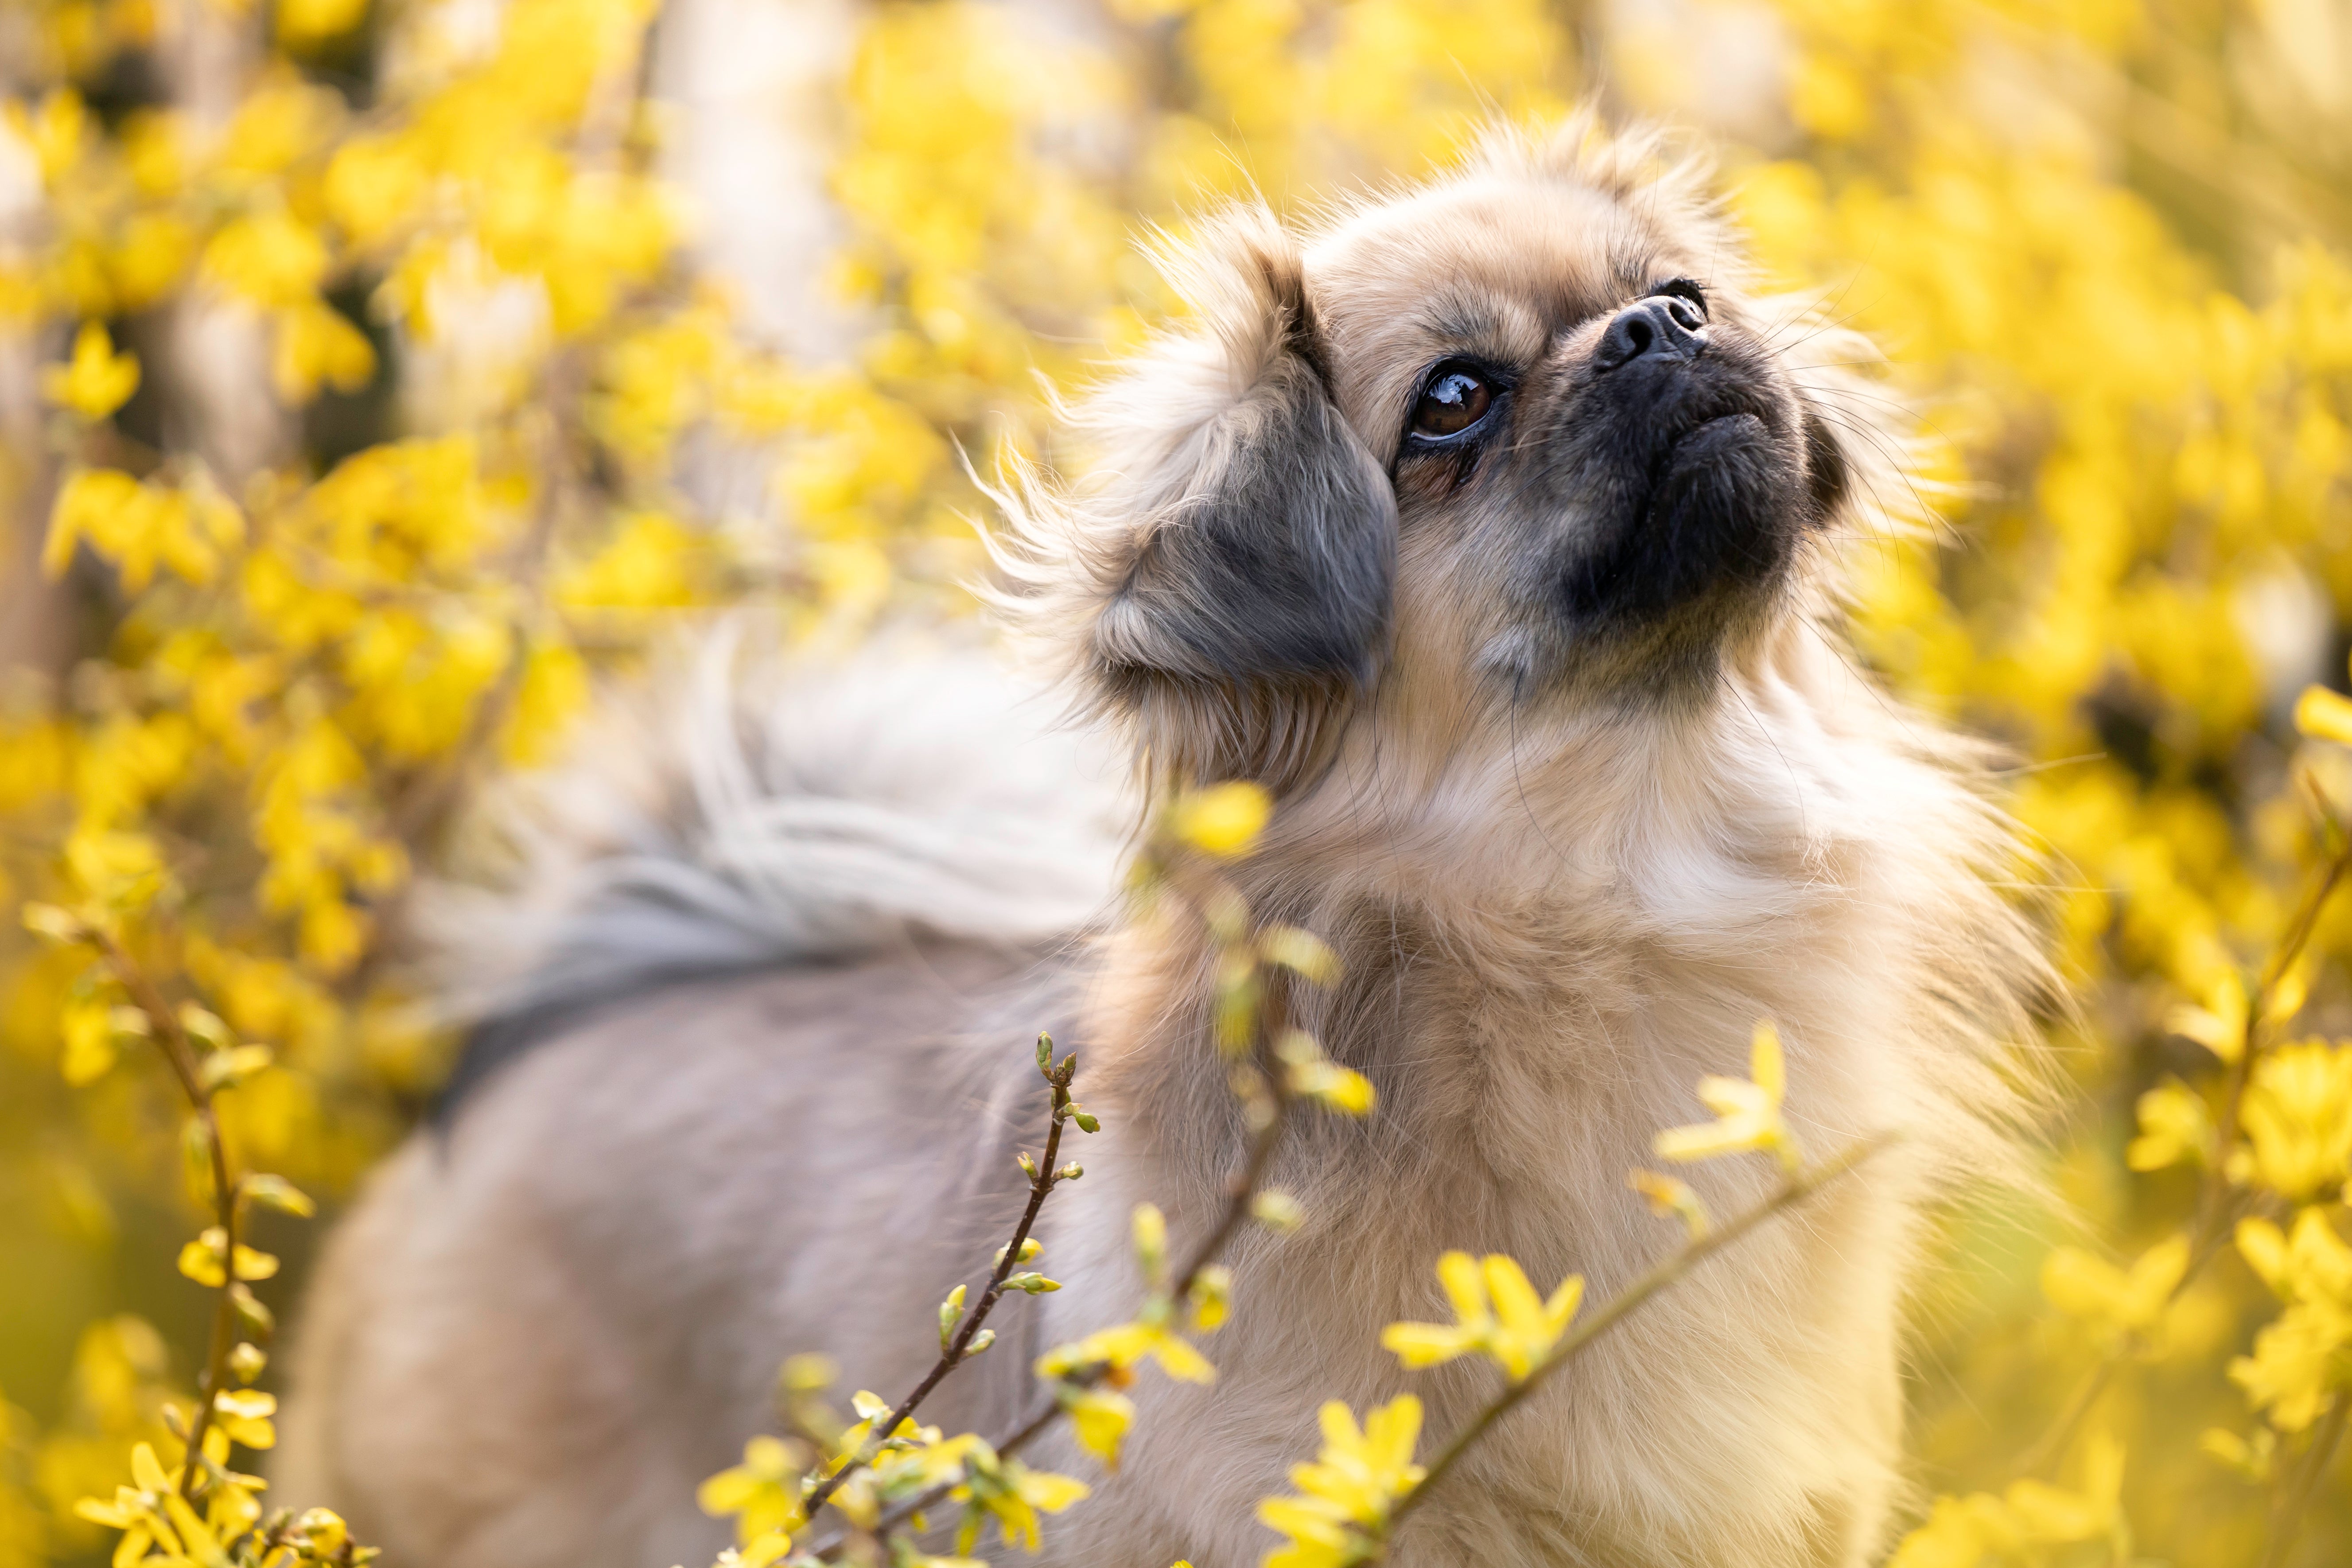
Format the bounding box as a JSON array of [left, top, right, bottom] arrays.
[[1031, 751, 1936, 1568]]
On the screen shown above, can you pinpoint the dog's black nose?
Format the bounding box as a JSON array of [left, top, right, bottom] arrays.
[[1593, 296, 1708, 372]]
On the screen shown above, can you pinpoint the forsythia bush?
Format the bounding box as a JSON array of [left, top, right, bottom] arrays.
[[1, 0, 2349, 1560]]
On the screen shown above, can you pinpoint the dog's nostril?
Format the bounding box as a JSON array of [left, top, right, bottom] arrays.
[[1595, 298, 1706, 373]]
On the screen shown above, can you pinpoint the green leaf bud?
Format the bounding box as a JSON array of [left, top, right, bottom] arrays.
[[939, 1284, 967, 1349], [1004, 1271, 1062, 1293], [1252, 1191, 1305, 1231], [241, 1172, 316, 1217]]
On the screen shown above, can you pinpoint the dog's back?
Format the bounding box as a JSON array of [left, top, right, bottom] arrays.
[[276, 636, 1130, 1565]]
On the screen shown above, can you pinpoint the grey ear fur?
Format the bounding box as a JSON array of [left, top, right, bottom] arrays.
[[991, 205, 1396, 792]]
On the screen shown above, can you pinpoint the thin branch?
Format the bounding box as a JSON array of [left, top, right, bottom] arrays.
[[823, 1047, 1299, 1560], [811, 883, 1306, 1560], [801, 1043, 1083, 1518], [1172, 995, 1294, 1298], [90, 926, 239, 1503], [1385, 1134, 1891, 1536], [2013, 1360, 2118, 1480], [2261, 1394, 2350, 1568]]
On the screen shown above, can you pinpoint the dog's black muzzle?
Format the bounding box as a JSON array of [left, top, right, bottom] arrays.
[[1541, 302, 1815, 627]]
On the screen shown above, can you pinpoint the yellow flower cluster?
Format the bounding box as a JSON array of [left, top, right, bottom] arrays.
[[6, 0, 2352, 1558], [1888, 1434, 2132, 1568], [699, 1393, 1090, 1566], [1380, 1255, 1585, 1384], [1255, 1397, 1426, 1568], [2232, 1210, 2352, 1434]]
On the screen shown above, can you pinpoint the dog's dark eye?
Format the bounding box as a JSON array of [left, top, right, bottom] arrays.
[[1411, 366, 1494, 438], [1650, 277, 1710, 323]]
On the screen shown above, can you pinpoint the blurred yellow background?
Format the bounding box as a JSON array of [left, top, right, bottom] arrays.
[[3, 0, 2352, 1561]]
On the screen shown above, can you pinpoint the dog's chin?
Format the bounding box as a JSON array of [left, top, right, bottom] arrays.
[[1556, 409, 1808, 629], [1476, 415, 1812, 701]]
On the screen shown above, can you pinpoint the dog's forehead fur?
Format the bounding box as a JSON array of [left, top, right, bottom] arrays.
[[1304, 169, 1722, 436]]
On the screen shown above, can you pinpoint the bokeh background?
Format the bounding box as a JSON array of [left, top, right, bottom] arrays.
[[3, 0, 2352, 1561]]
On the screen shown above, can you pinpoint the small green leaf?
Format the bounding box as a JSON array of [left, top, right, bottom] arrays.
[[939, 1284, 966, 1350], [241, 1172, 316, 1217], [1252, 1191, 1304, 1231], [22, 903, 86, 944]]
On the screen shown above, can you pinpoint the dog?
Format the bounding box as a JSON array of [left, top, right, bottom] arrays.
[[276, 117, 2046, 1568]]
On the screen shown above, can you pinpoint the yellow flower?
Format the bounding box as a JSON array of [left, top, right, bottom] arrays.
[[941, 1440, 1089, 1555], [203, 210, 330, 307], [2124, 1078, 2210, 1172], [730, 1529, 800, 1568], [13, 88, 89, 185], [1170, 781, 1272, 858], [110, 212, 197, 309], [2230, 1210, 2352, 1431], [1380, 1250, 1584, 1382], [63, 827, 172, 912], [175, 1226, 280, 1288], [1065, 1387, 1135, 1468], [44, 470, 243, 591], [2040, 1234, 2189, 1349], [2166, 974, 2249, 1064], [2294, 683, 2352, 745], [986, 1466, 1089, 1550], [556, 511, 702, 611], [1132, 1202, 1167, 1282], [1280, 1030, 1376, 1117], [272, 298, 378, 403], [1887, 1433, 2128, 1568], [323, 133, 428, 245], [697, 1433, 809, 1545], [1255, 1395, 1425, 1568], [118, 109, 184, 197], [2200, 1425, 2275, 1481], [213, 1386, 278, 1448], [73, 1441, 196, 1568], [40, 322, 139, 420], [1653, 1020, 1797, 1167], [1626, 1168, 1710, 1240], [1037, 1313, 1217, 1386], [277, 0, 368, 44], [58, 996, 123, 1086], [2230, 1039, 2352, 1202], [1186, 1265, 1232, 1332]]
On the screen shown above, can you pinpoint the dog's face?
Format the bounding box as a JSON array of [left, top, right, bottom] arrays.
[[1310, 174, 1848, 699], [1011, 122, 1870, 788]]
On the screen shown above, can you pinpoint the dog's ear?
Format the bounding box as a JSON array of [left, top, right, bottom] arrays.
[[995, 206, 1396, 792]]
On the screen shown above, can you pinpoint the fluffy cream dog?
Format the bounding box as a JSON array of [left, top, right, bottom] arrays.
[[278, 118, 2045, 1568]]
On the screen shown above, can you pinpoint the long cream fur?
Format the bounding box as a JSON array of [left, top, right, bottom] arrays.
[[278, 117, 2046, 1568]]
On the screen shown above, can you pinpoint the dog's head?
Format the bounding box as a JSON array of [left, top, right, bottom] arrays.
[[1001, 118, 1884, 790]]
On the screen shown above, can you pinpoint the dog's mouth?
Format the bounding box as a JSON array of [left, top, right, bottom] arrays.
[[1550, 355, 1812, 629], [1668, 410, 1759, 448]]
